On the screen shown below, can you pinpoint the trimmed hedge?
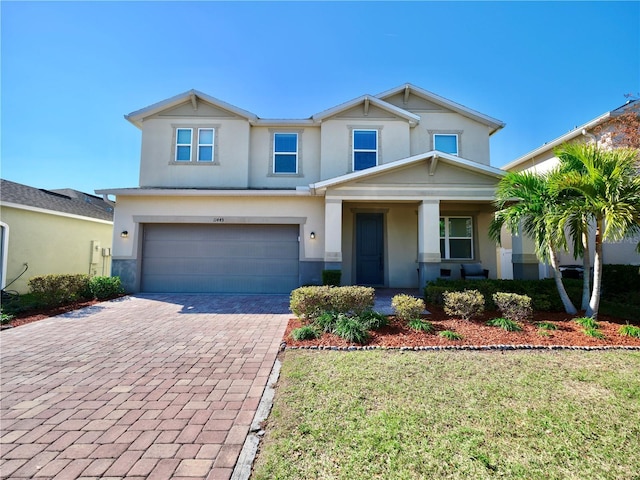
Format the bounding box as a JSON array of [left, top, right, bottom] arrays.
[[425, 278, 582, 312], [290, 285, 375, 321], [322, 269, 342, 286], [28, 274, 91, 307]]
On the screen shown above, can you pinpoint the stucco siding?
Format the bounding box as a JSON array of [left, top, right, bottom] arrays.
[[1, 206, 113, 294], [139, 117, 251, 188], [320, 119, 411, 180], [248, 126, 321, 187]]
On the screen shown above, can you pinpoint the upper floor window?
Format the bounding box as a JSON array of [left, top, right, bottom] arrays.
[[353, 130, 378, 171], [273, 133, 298, 174], [440, 216, 473, 259], [198, 128, 214, 162], [176, 128, 193, 161], [174, 127, 216, 162], [434, 134, 458, 156]]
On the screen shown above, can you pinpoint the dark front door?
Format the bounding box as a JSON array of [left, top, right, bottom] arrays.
[[356, 213, 384, 285]]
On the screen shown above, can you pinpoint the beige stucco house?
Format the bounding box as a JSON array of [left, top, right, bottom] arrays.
[[98, 84, 506, 293], [0, 179, 114, 294], [502, 99, 640, 279]]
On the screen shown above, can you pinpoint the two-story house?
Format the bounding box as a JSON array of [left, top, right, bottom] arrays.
[[97, 84, 505, 293]]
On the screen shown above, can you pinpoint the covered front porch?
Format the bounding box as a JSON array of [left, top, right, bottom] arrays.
[[323, 198, 498, 289]]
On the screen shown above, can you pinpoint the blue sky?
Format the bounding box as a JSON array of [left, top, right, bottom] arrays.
[[2, 1, 638, 194]]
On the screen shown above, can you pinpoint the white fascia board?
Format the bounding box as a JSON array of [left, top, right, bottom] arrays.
[[312, 95, 420, 126], [0, 202, 114, 225], [125, 89, 258, 128], [252, 119, 317, 127], [375, 83, 505, 134], [502, 111, 612, 171], [94, 188, 310, 197], [310, 151, 505, 192]]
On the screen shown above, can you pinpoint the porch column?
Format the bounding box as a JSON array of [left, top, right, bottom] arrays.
[[418, 199, 441, 286], [324, 198, 343, 271], [512, 225, 540, 280]]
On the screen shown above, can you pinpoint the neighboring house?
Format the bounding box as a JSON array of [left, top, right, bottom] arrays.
[[0, 179, 114, 294], [97, 83, 506, 294], [501, 100, 640, 280]]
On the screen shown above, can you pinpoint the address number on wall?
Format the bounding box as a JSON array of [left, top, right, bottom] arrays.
[[212, 218, 225, 223]]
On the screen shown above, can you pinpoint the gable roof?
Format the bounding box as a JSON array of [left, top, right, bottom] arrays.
[[504, 99, 639, 171], [376, 83, 505, 135], [312, 94, 421, 126], [310, 151, 505, 193], [125, 89, 259, 128], [0, 179, 114, 222]]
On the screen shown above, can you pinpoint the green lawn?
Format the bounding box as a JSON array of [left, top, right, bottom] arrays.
[[252, 351, 640, 480]]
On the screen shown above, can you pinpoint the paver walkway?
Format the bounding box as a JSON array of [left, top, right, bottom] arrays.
[[0, 294, 290, 480]]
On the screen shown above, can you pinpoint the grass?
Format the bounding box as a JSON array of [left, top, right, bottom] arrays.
[[438, 330, 463, 341], [253, 350, 640, 480], [486, 317, 522, 332]]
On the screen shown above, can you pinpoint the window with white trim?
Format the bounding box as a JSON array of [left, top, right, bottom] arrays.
[[440, 216, 473, 259], [197, 128, 214, 162], [175, 128, 193, 161], [174, 127, 216, 162], [353, 129, 378, 171], [434, 134, 458, 156], [273, 133, 298, 174]]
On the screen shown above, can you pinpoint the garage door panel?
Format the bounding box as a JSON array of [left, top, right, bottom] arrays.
[[141, 224, 300, 293]]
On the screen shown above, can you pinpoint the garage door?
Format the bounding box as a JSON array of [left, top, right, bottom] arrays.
[[141, 224, 300, 293]]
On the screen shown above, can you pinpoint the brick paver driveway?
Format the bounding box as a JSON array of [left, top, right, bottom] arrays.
[[0, 294, 290, 479]]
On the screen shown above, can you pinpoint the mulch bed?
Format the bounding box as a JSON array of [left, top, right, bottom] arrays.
[[284, 306, 640, 348], [2, 299, 104, 329]]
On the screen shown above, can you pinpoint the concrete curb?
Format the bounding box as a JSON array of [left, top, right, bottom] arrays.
[[231, 358, 282, 480]]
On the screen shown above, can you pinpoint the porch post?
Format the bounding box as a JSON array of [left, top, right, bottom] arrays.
[[512, 225, 541, 280], [418, 199, 441, 287], [324, 198, 343, 271]]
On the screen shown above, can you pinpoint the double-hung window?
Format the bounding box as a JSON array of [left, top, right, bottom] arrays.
[[175, 128, 193, 161], [174, 127, 215, 162], [440, 216, 473, 259], [434, 134, 458, 156], [273, 133, 298, 174], [353, 129, 378, 171], [197, 128, 214, 162]]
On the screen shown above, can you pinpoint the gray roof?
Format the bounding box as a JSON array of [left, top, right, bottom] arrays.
[[0, 179, 114, 222]]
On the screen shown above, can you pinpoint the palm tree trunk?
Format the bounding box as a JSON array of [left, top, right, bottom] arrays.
[[548, 243, 578, 315], [588, 218, 604, 318], [581, 229, 591, 312]]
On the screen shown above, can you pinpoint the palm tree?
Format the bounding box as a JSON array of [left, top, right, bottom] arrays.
[[489, 171, 578, 315], [553, 143, 640, 318]]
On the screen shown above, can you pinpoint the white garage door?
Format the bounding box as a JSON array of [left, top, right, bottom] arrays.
[[141, 224, 300, 293]]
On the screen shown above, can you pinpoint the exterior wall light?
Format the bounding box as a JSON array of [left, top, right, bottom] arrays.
[[120, 230, 129, 238], [310, 232, 316, 239]]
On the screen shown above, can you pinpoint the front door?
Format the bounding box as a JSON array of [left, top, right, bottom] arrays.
[[356, 213, 384, 285]]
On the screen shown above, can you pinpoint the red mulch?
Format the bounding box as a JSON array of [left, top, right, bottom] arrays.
[[3, 299, 105, 329], [284, 306, 640, 348]]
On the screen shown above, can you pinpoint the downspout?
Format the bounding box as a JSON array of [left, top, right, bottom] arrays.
[[581, 129, 597, 144]]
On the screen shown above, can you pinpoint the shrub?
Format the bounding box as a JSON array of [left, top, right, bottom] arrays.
[[290, 286, 375, 321], [391, 294, 425, 322], [583, 327, 605, 339], [322, 269, 341, 286], [574, 317, 598, 329], [486, 317, 523, 332], [291, 325, 321, 341], [492, 292, 532, 322], [28, 274, 91, 307], [619, 324, 640, 338], [89, 276, 124, 299], [290, 286, 334, 321], [601, 264, 640, 295], [407, 318, 434, 333], [315, 312, 338, 333], [536, 321, 558, 331], [443, 290, 485, 321], [425, 278, 582, 312], [439, 330, 463, 341], [1, 309, 13, 325], [359, 310, 389, 330], [334, 314, 369, 344]]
